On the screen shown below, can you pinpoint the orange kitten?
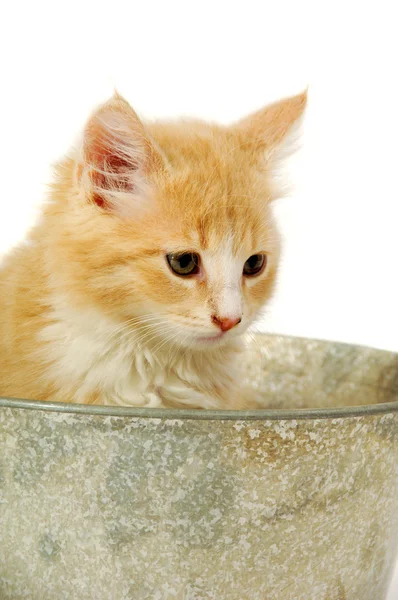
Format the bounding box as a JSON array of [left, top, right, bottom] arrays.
[[0, 91, 306, 408]]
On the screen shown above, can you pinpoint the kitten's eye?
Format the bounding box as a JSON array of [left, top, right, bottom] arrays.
[[166, 252, 200, 276], [243, 254, 266, 276]]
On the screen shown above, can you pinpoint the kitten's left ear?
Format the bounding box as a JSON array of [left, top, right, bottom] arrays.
[[236, 89, 307, 160], [78, 93, 165, 216]]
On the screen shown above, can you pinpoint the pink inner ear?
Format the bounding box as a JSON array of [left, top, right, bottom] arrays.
[[85, 118, 142, 209], [90, 152, 137, 209]]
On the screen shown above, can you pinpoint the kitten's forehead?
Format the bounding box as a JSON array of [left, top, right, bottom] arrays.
[[157, 177, 273, 253], [191, 226, 251, 256], [169, 199, 274, 256]]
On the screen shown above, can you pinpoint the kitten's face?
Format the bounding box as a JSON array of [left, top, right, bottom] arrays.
[[121, 171, 280, 349], [53, 92, 305, 350]]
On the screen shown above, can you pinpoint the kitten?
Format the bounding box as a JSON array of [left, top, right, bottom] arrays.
[[0, 91, 306, 409]]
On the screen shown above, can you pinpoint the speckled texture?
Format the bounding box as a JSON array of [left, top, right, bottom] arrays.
[[1, 335, 398, 600]]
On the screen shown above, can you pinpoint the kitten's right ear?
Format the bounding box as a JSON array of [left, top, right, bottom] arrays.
[[77, 94, 165, 216]]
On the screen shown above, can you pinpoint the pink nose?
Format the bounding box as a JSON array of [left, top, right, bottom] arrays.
[[212, 316, 242, 332]]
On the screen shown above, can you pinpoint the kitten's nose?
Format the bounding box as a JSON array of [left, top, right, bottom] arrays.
[[212, 315, 242, 332]]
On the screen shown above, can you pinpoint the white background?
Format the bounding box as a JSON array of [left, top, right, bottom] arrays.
[[0, 1, 397, 596]]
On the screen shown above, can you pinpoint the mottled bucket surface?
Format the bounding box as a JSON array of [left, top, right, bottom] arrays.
[[1, 335, 398, 600]]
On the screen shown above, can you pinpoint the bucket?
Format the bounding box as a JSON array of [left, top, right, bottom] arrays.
[[1, 334, 397, 599]]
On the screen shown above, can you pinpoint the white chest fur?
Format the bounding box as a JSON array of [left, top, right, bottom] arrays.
[[39, 301, 241, 408]]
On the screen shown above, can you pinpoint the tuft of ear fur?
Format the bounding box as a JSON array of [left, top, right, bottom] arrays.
[[79, 93, 165, 216]]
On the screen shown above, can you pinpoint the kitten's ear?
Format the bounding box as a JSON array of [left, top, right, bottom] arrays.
[[78, 93, 164, 215], [236, 90, 307, 160]]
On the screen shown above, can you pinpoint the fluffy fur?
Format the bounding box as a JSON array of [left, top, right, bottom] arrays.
[[0, 91, 306, 408]]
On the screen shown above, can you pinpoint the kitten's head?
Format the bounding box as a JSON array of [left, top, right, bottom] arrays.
[[51, 90, 306, 350]]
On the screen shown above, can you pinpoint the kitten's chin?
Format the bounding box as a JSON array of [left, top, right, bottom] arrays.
[[184, 330, 240, 350], [195, 332, 225, 344]]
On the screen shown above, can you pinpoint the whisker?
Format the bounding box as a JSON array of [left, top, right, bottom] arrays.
[[133, 326, 173, 348], [151, 327, 181, 355], [169, 330, 191, 365], [97, 314, 165, 348]]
